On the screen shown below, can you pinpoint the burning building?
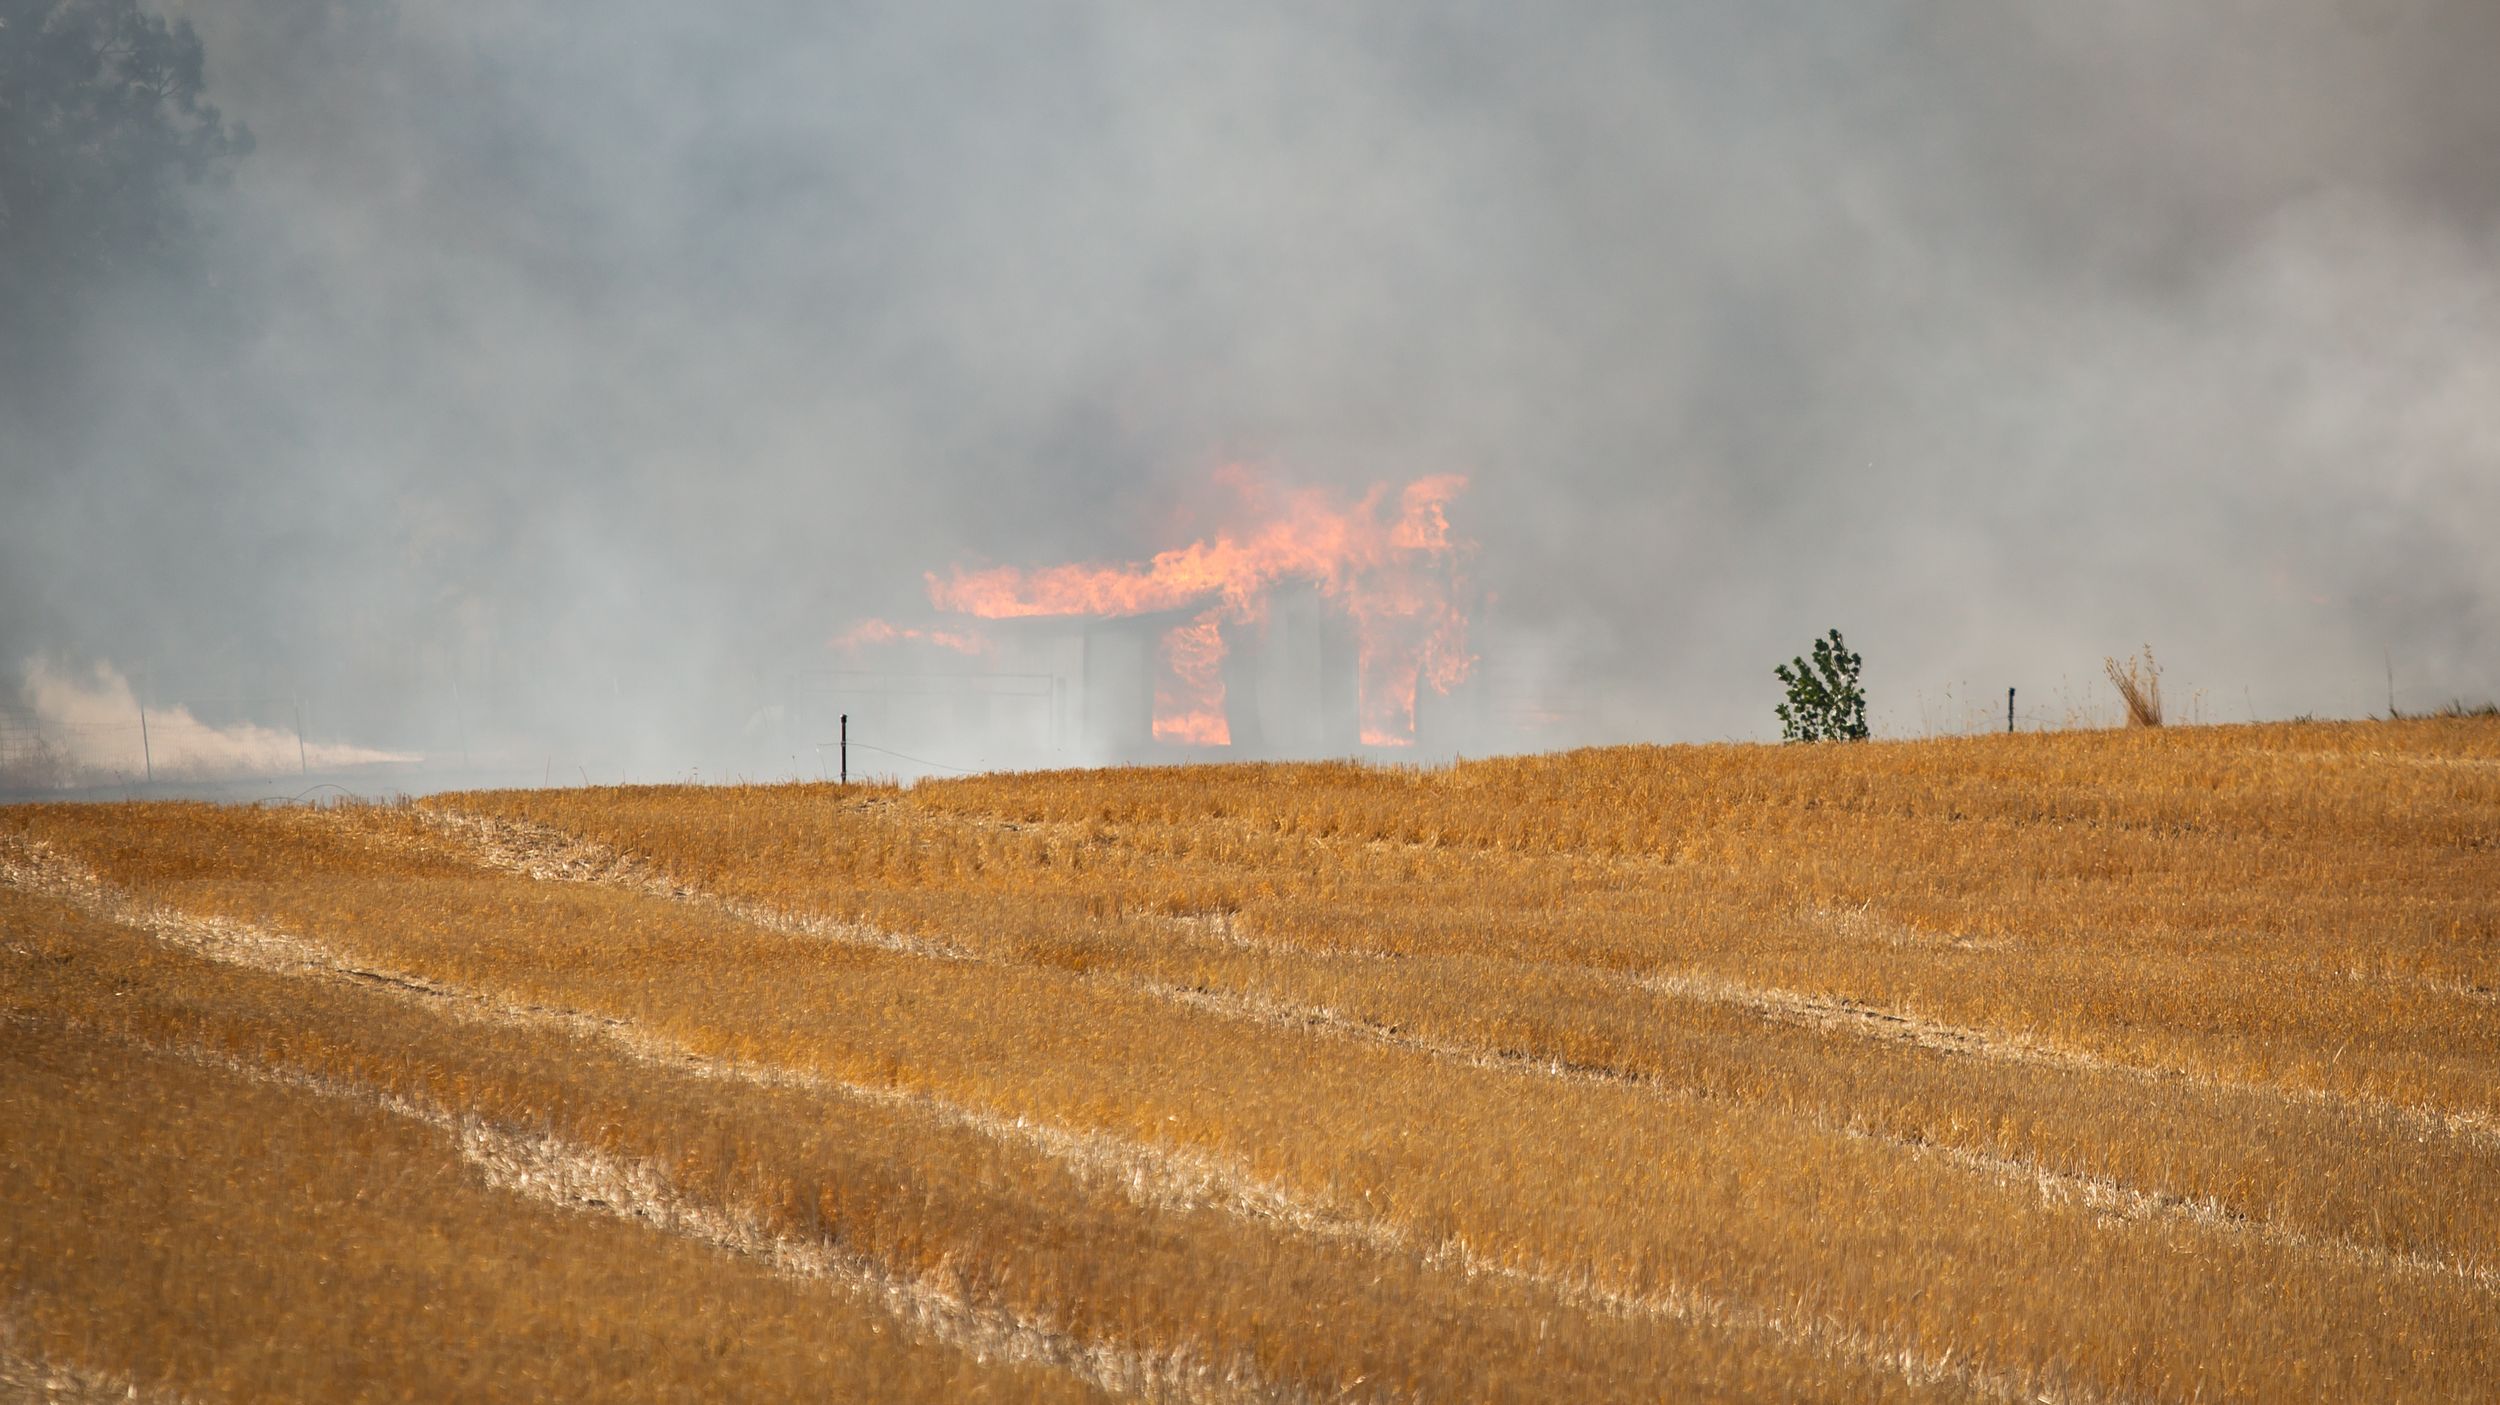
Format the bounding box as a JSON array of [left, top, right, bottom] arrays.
[[831, 469, 1477, 766]]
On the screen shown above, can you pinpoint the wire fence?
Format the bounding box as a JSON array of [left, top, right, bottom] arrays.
[[1897, 680, 2228, 738], [2, 670, 2284, 796], [0, 719, 147, 788]]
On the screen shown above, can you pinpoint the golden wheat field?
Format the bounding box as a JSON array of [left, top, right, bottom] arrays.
[[2, 717, 2496, 1402]]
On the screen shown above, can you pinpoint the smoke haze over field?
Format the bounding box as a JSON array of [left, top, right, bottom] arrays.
[[6, 1, 2497, 784]]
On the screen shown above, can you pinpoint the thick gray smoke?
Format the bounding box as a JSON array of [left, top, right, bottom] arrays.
[[6, 1, 2496, 788]]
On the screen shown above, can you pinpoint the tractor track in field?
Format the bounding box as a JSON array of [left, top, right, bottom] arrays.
[[390, 808, 2500, 1291], [0, 836, 1298, 1405], [900, 797, 2499, 1015], [381, 807, 981, 965], [206, 1036, 2105, 1405], [406, 803, 2500, 1156], [1625, 966, 2500, 1153], [169, 1041, 1283, 1405], [0, 831, 1346, 1260], [6, 828, 2103, 1405], [1150, 980, 2500, 1297]]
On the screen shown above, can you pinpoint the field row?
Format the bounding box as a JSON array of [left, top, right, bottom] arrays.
[[0, 846, 1941, 1404], [458, 721, 2500, 1118]]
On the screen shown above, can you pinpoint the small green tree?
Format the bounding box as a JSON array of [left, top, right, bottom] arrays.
[[1775, 629, 1868, 742]]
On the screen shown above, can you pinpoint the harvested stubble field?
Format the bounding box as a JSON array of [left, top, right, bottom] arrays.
[[3, 719, 2496, 1402]]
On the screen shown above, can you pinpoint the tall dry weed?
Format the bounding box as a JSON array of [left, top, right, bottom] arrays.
[[2104, 645, 2163, 727]]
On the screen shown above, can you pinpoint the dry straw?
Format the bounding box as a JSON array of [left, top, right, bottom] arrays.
[[2103, 645, 2163, 727]]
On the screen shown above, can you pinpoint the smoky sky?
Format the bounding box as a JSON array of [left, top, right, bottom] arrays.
[[6, 0, 2497, 778]]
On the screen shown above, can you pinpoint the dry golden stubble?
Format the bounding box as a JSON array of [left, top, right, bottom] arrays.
[[0, 1006, 1114, 1403], [18, 797, 2500, 1402], [0, 880, 1957, 1405], [408, 794, 2500, 1283], [418, 727, 2500, 1270], [13, 716, 2496, 1401]]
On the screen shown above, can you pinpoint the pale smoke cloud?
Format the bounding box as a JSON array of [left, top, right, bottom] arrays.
[[11, 660, 415, 787], [5, 3, 2497, 782]]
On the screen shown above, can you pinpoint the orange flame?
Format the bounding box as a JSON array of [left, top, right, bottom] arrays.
[[926, 469, 1475, 746], [830, 619, 990, 655], [1154, 608, 1230, 745]]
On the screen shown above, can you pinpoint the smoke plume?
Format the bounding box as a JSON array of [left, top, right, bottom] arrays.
[[10, 660, 413, 786], [4, 1, 2494, 786]]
